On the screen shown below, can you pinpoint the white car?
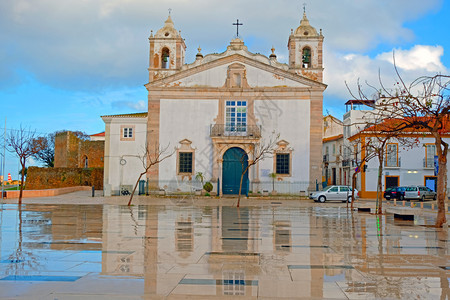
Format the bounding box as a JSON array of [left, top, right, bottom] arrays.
[[309, 185, 359, 203]]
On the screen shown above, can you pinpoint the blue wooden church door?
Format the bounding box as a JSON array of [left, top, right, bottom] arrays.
[[222, 147, 248, 195]]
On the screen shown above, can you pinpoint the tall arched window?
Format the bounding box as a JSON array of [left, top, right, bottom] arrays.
[[161, 48, 170, 69], [83, 155, 88, 168], [302, 47, 311, 68]]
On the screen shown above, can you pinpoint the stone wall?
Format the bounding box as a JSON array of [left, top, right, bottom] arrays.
[[26, 166, 103, 190], [54, 132, 80, 168], [54, 131, 104, 168], [78, 140, 104, 168]]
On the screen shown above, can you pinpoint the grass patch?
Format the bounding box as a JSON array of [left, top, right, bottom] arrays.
[[4, 187, 20, 191]]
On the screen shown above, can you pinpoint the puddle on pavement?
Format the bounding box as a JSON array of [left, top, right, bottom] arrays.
[[0, 203, 448, 299]]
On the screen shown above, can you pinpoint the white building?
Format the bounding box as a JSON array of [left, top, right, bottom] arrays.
[[103, 12, 326, 196], [102, 113, 148, 196], [348, 117, 450, 198], [322, 115, 343, 186]]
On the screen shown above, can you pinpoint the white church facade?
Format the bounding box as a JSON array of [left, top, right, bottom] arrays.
[[103, 13, 326, 196]]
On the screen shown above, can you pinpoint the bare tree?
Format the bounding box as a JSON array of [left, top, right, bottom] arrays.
[[6, 126, 45, 205], [351, 71, 450, 227], [127, 144, 174, 206], [344, 136, 377, 209], [236, 133, 280, 207], [351, 128, 417, 214]]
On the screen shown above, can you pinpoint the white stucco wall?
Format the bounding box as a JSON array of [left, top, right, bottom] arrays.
[[245, 64, 307, 87], [176, 63, 307, 88], [158, 99, 218, 188], [255, 99, 310, 184], [364, 137, 450, 192], [103, 117, 147, 195]]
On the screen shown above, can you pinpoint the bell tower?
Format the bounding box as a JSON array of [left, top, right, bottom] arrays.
[[148, 14, 186, 82], [288, 11, 324, 82]]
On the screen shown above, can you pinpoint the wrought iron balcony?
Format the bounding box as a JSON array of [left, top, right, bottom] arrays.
[[323, 154, 329, 163], [342, 159, 350, 167], [210, 124, 261, 138], [423, 157, 434, 169], [385, 157, 401, 168]]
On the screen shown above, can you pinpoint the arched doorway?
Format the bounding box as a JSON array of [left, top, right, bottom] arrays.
[[222, 147, 248, 195]]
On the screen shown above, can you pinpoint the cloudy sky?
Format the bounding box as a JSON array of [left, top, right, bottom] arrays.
[[0, 0, 448, 178]]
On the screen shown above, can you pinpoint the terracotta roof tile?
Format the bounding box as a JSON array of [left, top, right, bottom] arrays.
[[323, 134, 343, 143], [90, 132, 105, 137], [101, 112, 148, 118]]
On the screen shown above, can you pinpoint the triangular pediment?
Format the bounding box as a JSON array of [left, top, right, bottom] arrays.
[[146, 54, 326, 90], [276, 140, 291, 151]]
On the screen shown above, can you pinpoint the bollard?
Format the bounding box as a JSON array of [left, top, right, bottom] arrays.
[[420, 202, 423, 209], [402, 201, 405, 207], [92, 186, 95, 197], [432, 203, 435, 210], [394, 199, 397, 206]]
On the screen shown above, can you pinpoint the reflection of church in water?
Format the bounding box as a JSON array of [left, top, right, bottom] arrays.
[[12, 203, 446, 298]]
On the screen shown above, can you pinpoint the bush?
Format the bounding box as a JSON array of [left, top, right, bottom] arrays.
[[203, 182, 213, 192], [205, 192, 210, 196]]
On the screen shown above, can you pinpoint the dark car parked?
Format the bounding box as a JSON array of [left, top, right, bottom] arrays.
[[383, 186, 406, 200]]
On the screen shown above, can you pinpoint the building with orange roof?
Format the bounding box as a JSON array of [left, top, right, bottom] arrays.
[[348, 118, 450, 198]]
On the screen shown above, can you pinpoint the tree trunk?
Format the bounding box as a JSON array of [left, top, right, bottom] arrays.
[[351, 172, 357, 210], [237, 165, 251, 208], [128, 171, 146, 206], [237, 172, 244, 208], [18, 158, 26, 206], [435, 150, 448, 227]]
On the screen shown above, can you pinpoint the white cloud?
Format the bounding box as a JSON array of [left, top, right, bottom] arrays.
[[324, 45, 448, 107], [112, 100, 147, 111], [0, 0, 444, 92], [377, 45, 445, 72]]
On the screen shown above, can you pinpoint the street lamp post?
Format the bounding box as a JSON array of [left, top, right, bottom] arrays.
[[1, 118, 6, 202]]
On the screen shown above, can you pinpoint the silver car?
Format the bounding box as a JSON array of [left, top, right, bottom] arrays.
[[404, 186, 436, 201], [309, 185, 359, 203]]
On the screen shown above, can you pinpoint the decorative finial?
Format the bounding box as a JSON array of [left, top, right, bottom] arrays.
[[291, 28, 294, 35], [196, 46, 203, 59], [150, 30, 153, 37], [269, 46, 277, 59], [303, 3, 306, 14], [168, 8, 172, 15]]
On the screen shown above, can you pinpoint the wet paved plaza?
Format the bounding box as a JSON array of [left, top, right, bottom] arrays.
[[0, 195, 449, 299]]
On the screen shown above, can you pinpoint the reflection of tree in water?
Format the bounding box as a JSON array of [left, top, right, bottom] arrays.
[[5, 206, 41, 276], [437, 229, 449, 300]]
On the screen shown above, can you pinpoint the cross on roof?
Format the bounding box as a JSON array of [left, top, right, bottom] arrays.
[[233, 19, 243, 37]]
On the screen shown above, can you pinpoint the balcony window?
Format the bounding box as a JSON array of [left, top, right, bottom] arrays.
[[425, 144, 436, 168], [225, 101, 247, 134], [385, 143, 398, 167]]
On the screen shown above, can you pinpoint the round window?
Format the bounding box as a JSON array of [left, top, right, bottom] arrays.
[[165, 32, 169, 37]]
